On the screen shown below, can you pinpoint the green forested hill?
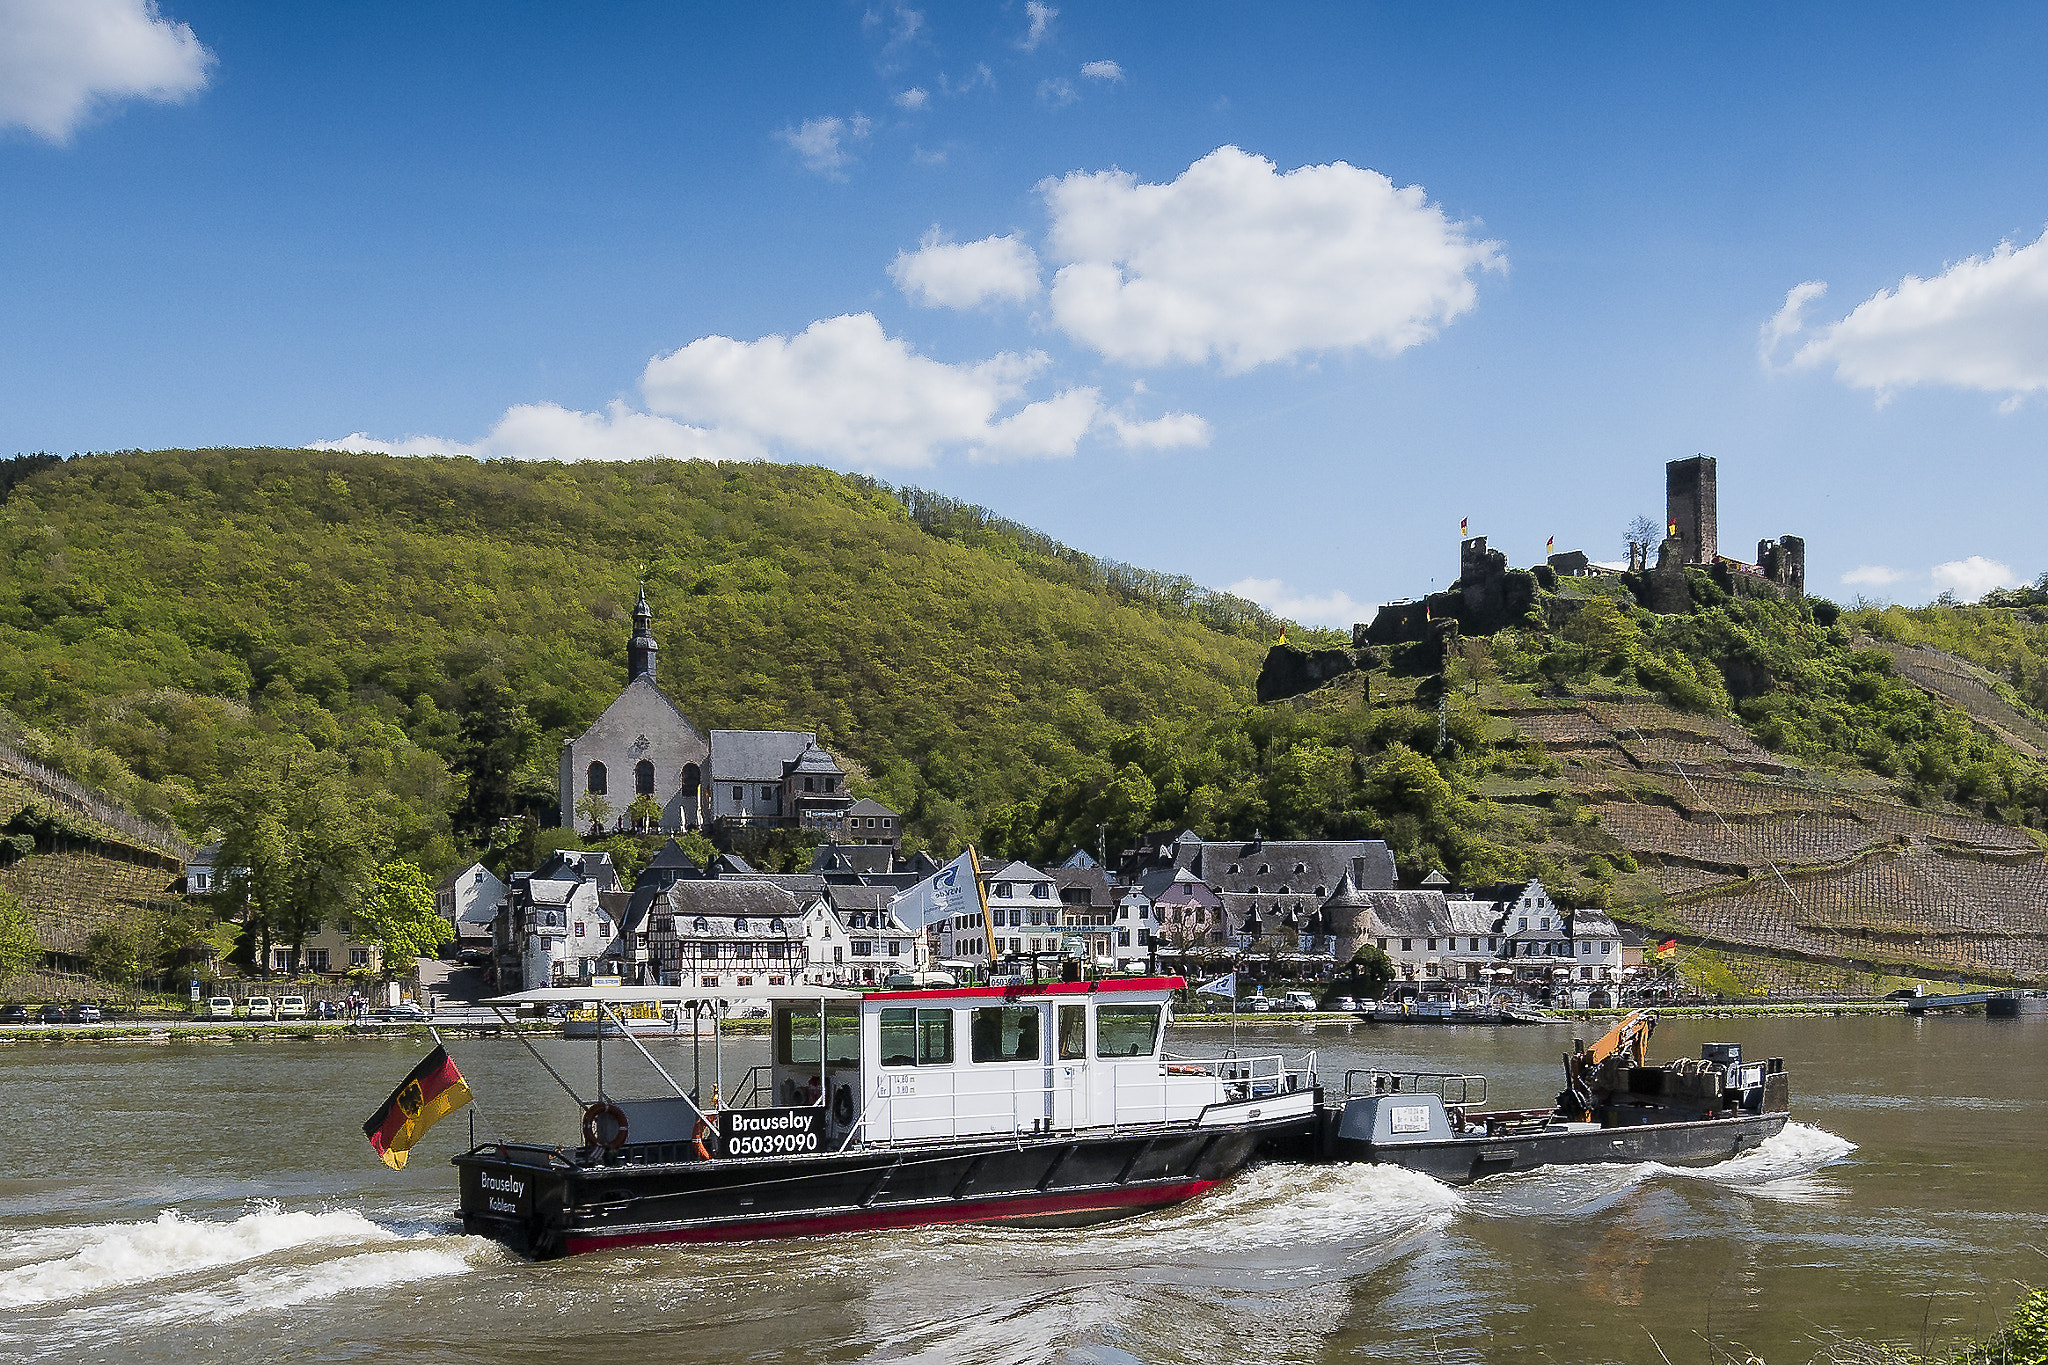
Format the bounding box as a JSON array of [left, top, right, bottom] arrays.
[[0, 447, 1282, 869]]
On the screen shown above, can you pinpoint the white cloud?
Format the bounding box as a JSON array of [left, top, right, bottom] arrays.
[[1037, 77, 1078, 108], [889, 230, 1041, 308], [1018, 1, 1056, 51], [1102, 409, 1210, 450], [1772, 229, 2048, 406], [1080, 60, 1123, 82], [1041, 145, 1505, 371], [312, 401, 746, 463], [1840, 564, 1906, 588], [322, 315, 1210, 470], [777, 114, 871, 178], [1929, 555, 2021, 601], [0, 0, 213, 143], [893, 87, 928, 111], [639, 313, 1100, 466], [1226, 577, 1364, 629], [1759, 281, 1826, 362]]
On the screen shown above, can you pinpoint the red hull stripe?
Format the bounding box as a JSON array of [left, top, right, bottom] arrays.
[[560, 1179, 1221, 1252], [870, 976, 1187, 1003]]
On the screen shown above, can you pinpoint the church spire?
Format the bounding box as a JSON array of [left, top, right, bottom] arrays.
[[628, 585, 658, 685]]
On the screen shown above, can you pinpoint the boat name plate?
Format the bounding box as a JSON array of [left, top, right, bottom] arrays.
[[719, 1107, 825, 1159]]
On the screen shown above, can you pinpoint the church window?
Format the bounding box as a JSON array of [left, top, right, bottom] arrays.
[[587, 762, 607, 795], [636, 760, 654, 795], [760, 785, 775, 801]]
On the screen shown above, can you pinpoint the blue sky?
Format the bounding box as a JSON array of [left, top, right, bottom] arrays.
[[5, 2, 2047, 623]]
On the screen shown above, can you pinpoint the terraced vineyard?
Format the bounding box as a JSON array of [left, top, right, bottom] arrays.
[[1, 752, 190, 997], [1498, 688, 2048, 983]]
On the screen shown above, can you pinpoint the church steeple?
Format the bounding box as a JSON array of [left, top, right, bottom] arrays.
[[628, 586, 658, 685]]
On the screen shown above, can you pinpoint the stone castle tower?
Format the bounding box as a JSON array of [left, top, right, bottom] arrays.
[[1666, 455, 1718, 565]]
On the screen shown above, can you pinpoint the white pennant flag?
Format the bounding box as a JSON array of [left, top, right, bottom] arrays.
[[1195, 972, 1237, 1000], [889, 850, 979, 931]]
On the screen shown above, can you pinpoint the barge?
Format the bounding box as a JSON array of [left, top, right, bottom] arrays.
[[454, 978, 1319, 1258], [1309, 1010, 1792, 1181]]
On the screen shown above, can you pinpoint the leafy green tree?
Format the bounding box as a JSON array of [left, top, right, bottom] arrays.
[[362, 860, 450, 965], [203, 741, 380, 977], [83, 920, 146, 988], [0, 888, 40, 981], [574, 791, 614, 834], [1346, 944, 1396, 997], [626, 793, 662, 832]]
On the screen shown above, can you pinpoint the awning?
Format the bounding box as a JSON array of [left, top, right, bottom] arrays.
[[484, 984, 860, 1006]]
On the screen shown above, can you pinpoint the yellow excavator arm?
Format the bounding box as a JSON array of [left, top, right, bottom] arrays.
[[1583, 1008, 1656, 1069]]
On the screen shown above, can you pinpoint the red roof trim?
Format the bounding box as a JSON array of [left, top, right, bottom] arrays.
[[867, 976, 1186, 1003]]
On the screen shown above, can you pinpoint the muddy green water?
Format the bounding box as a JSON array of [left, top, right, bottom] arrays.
[[0, 1014, 2042, 1364]]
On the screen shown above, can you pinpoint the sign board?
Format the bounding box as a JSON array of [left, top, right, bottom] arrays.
[[719, 1107, 824, 1159], [1389, 1104, 1433, 1134], [189, 979, 201, 1002]]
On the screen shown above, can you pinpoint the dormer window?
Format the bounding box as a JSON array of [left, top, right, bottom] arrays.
[[1032, 883, 1050, 898], [1228, 863, 1239, 873], [1294, 863, 1306, 873], [1278, 886, 1289, 895], [996, 882, 1012, 898], [1315, 886, 1326, 896], [735, 917, 749, 932], [693, 917, 710, 934], [1258, 864, 1270, 874], [770, 917, 785, 933]]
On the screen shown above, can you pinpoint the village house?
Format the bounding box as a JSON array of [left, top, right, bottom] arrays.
[[277, 916, 383, 976], [496, 849, 622, 990], [434, 861, 506, 950]]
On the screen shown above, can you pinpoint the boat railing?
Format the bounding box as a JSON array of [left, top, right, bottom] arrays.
[[1344, 1068, 1487, 1105], [726, 1065, 777, 1111], [1160, 1051, 1314, 1098]]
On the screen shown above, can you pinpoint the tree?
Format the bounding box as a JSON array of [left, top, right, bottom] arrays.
[[0, 889, 40, 981], [202, 741, 380, 977], [574, 791, 614, 834], [1346, 943, 1396, 997], [362, 861, 451, 966], [626, 793, 662, 833], [84, 919, 147, 989], [1624, 515, 1661, 562]]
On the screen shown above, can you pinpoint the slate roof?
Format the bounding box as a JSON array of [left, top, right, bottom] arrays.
[[787, 745, 843, 778], [709, 729, 819, 782], [824, 883, 893, 914], [1357, 890, 1455, 937], [532, 849, 619, 891], [645, 840, 702, 875], [1058, 848, 1098, 869], [845, 797, 899, 819], [654, 879, 803, 918], [1444, 898, 1500, 935], [1563, 907, 1622, 938], [1050, 867, 1115, 909], [812, 844, 899, 877], [724, 872, 829, 899], [1167, 838, 1397, 895]]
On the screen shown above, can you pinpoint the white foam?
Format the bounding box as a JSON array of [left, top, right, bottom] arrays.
[[129, 1246, 478, 1324], [0, 1205, 394, 1308], [1673, 1121, 1857, 1186]]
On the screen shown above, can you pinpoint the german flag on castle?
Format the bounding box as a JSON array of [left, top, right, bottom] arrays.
[[363, 1045, 472, 1169]]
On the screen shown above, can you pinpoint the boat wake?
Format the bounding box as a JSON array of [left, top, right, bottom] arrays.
[[1464, 1121, 1857, 1217], [0, 1201, 502, 1360], [0, 1204, 399, 1308]]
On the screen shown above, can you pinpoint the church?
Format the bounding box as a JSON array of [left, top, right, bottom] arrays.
[[556, 590, 855, 836]]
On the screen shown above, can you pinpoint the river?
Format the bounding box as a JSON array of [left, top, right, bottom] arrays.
[[0, 1014, 2041, 1364]]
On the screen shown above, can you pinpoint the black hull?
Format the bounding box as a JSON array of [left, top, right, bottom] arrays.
[[1330, 1111, 1788, 1184], [456, 1114, 1309, 1259]]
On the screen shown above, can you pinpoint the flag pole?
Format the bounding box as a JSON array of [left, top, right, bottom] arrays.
[[968, 846, 998, 984], [430, 1023, 499, 1148]]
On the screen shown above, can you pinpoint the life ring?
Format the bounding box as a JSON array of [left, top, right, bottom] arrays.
[[832, 1084, 856, 1126], [582, 1101, 629, 1151], [690, 1112, 714, 1161]]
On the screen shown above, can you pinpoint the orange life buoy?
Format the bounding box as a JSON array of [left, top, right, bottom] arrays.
[[690, 1112, 714, 1161], [582, 1101, 629, 1151]]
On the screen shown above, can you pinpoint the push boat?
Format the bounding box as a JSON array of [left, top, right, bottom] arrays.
[[1356, 996, 1560, 1026], [1310, 1009, 1793, 1182], [454, 977, 1319, 1259]]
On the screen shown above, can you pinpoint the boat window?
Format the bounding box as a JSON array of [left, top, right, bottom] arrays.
[[970, 1006, 1042, 1063], [775, 1004, 861, 1066], [1058, 1004, 1086, 1059], [1096, 1005, 1161, 1058], [878, 1007, 954, 1066]]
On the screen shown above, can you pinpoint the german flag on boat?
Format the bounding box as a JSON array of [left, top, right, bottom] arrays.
[[363, 1045, 472, 1169]]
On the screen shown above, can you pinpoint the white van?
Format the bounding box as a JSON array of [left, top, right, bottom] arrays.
[[204, 996, 235, 1017], [242, 996, 275, 1020], [276, 996, 309, 1019], [1281, 991, 1320, 1012]]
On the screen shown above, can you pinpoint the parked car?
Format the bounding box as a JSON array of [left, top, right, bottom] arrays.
[[276, 996, 309, 1019], [1334, 996, 1361, 1012], [373, 1002, 429, 1021], [243, 996, 275, 1020], [66, 1003, 103, 1024], [37, 1004, 65, 1024], [204, 996, 236, 1017], [0, 1003, 28, 1025], [1244, 995, 1276, 1013], [1281, 991, 1319, 1012]]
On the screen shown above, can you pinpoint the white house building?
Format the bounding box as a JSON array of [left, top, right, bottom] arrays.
[[434, 861, 507, 946]]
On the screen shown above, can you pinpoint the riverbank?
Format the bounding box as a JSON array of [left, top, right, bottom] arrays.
[[0, 1019, 561, 1044]]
